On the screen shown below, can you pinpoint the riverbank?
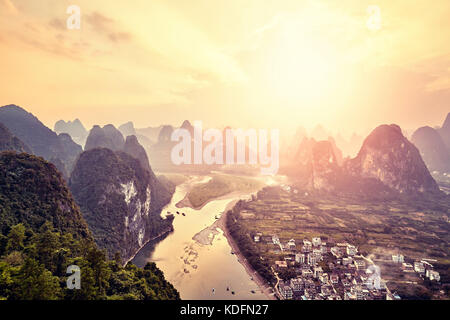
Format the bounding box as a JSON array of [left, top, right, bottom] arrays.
[[177, 189, 256, 210], [124, 226, 173, 267], [176, 173, 264, 210], [131, 174, 282, 299], [217, 201, 276, 300]]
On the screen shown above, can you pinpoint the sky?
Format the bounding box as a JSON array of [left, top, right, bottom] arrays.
[[0, 0, 449, 138]]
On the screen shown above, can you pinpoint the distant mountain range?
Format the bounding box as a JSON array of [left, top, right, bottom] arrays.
[[282, 125, 364, 164], [411, 126, 450, 173], [411, 113, 450, 174], [54, 119, 88, 147], [438, 113, 450, 150], [135, 125, 164, 144], [0, 105, 82, 177]]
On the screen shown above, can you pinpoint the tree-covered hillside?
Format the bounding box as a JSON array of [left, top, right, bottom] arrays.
[[0, 152, 179, 300]]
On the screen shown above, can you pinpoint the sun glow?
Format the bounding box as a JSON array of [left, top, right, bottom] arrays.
[[268, 40, 336, 103], [0, 1, 449, 132], [263, 20, 340, 109]]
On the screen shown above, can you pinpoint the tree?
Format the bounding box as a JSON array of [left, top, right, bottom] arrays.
[[35, 226, 60, 272], [114, 252, 122, 266], [6, 224, 26, 253], [13, 258, 62, 300]]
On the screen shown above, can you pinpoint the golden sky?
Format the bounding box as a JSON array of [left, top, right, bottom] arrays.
[[0, 0, 449, 137]]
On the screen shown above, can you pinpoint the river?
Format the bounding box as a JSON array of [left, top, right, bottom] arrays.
[[132, 175, 281, 300]]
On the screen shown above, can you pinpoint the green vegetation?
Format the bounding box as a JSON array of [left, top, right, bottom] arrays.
[[0, 222, 179, 300], [226, 203, 275, 284], [0, 151, 179, 300], [187, 174, 264, 208], [0, 151, 91, 239]]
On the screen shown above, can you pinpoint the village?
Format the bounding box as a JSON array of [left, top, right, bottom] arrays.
[[252, 233, 442, 300]]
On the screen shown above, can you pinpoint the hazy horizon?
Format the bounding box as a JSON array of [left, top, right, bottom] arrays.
[[1, 0, 449, 136]]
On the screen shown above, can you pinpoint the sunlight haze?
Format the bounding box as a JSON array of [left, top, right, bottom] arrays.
[[0, 0, 449, 135]]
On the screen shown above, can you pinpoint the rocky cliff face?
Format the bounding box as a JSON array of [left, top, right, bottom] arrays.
[[118, 121, 155, 153], [180, 120, 194, 136], [328, 136, 344, 166], [57, 133, 83, 174], [411, 126, 450, 173], [288, 138, 342, 191], [0, 105, 82, 177], [148, 125, 177, 171], [0, 122, 31, 153], [289, 124, 441, 197], [438, 112, 450, 151], [135, 125, 162, 145], [118, 121, 136, 138], [103, 124, 125, 149], [346, 124, 440, 195], [54, 119, 88, 147], [69, 148, 174, 262], [85, 124, 125, 151], [123, 135, 151, 172], [157, 125, 175, 143], [86, 124, 153, 173], [310, 140, 342, 191], [281, 126, 307, 164]]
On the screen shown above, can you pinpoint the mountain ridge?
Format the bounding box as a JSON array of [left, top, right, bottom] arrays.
[[0, 105, 82, 177], [69, 147, 174, 262]]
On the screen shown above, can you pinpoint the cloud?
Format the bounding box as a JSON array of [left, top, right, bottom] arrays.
[[108, 32, 132, 43], [13, 32, 82, 60], [85, 11, 133, 43], [7, 10, 134, 61], [85, 11, 114, 31], [48, 18, 65, 31], [1, 0, 18, 14]]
